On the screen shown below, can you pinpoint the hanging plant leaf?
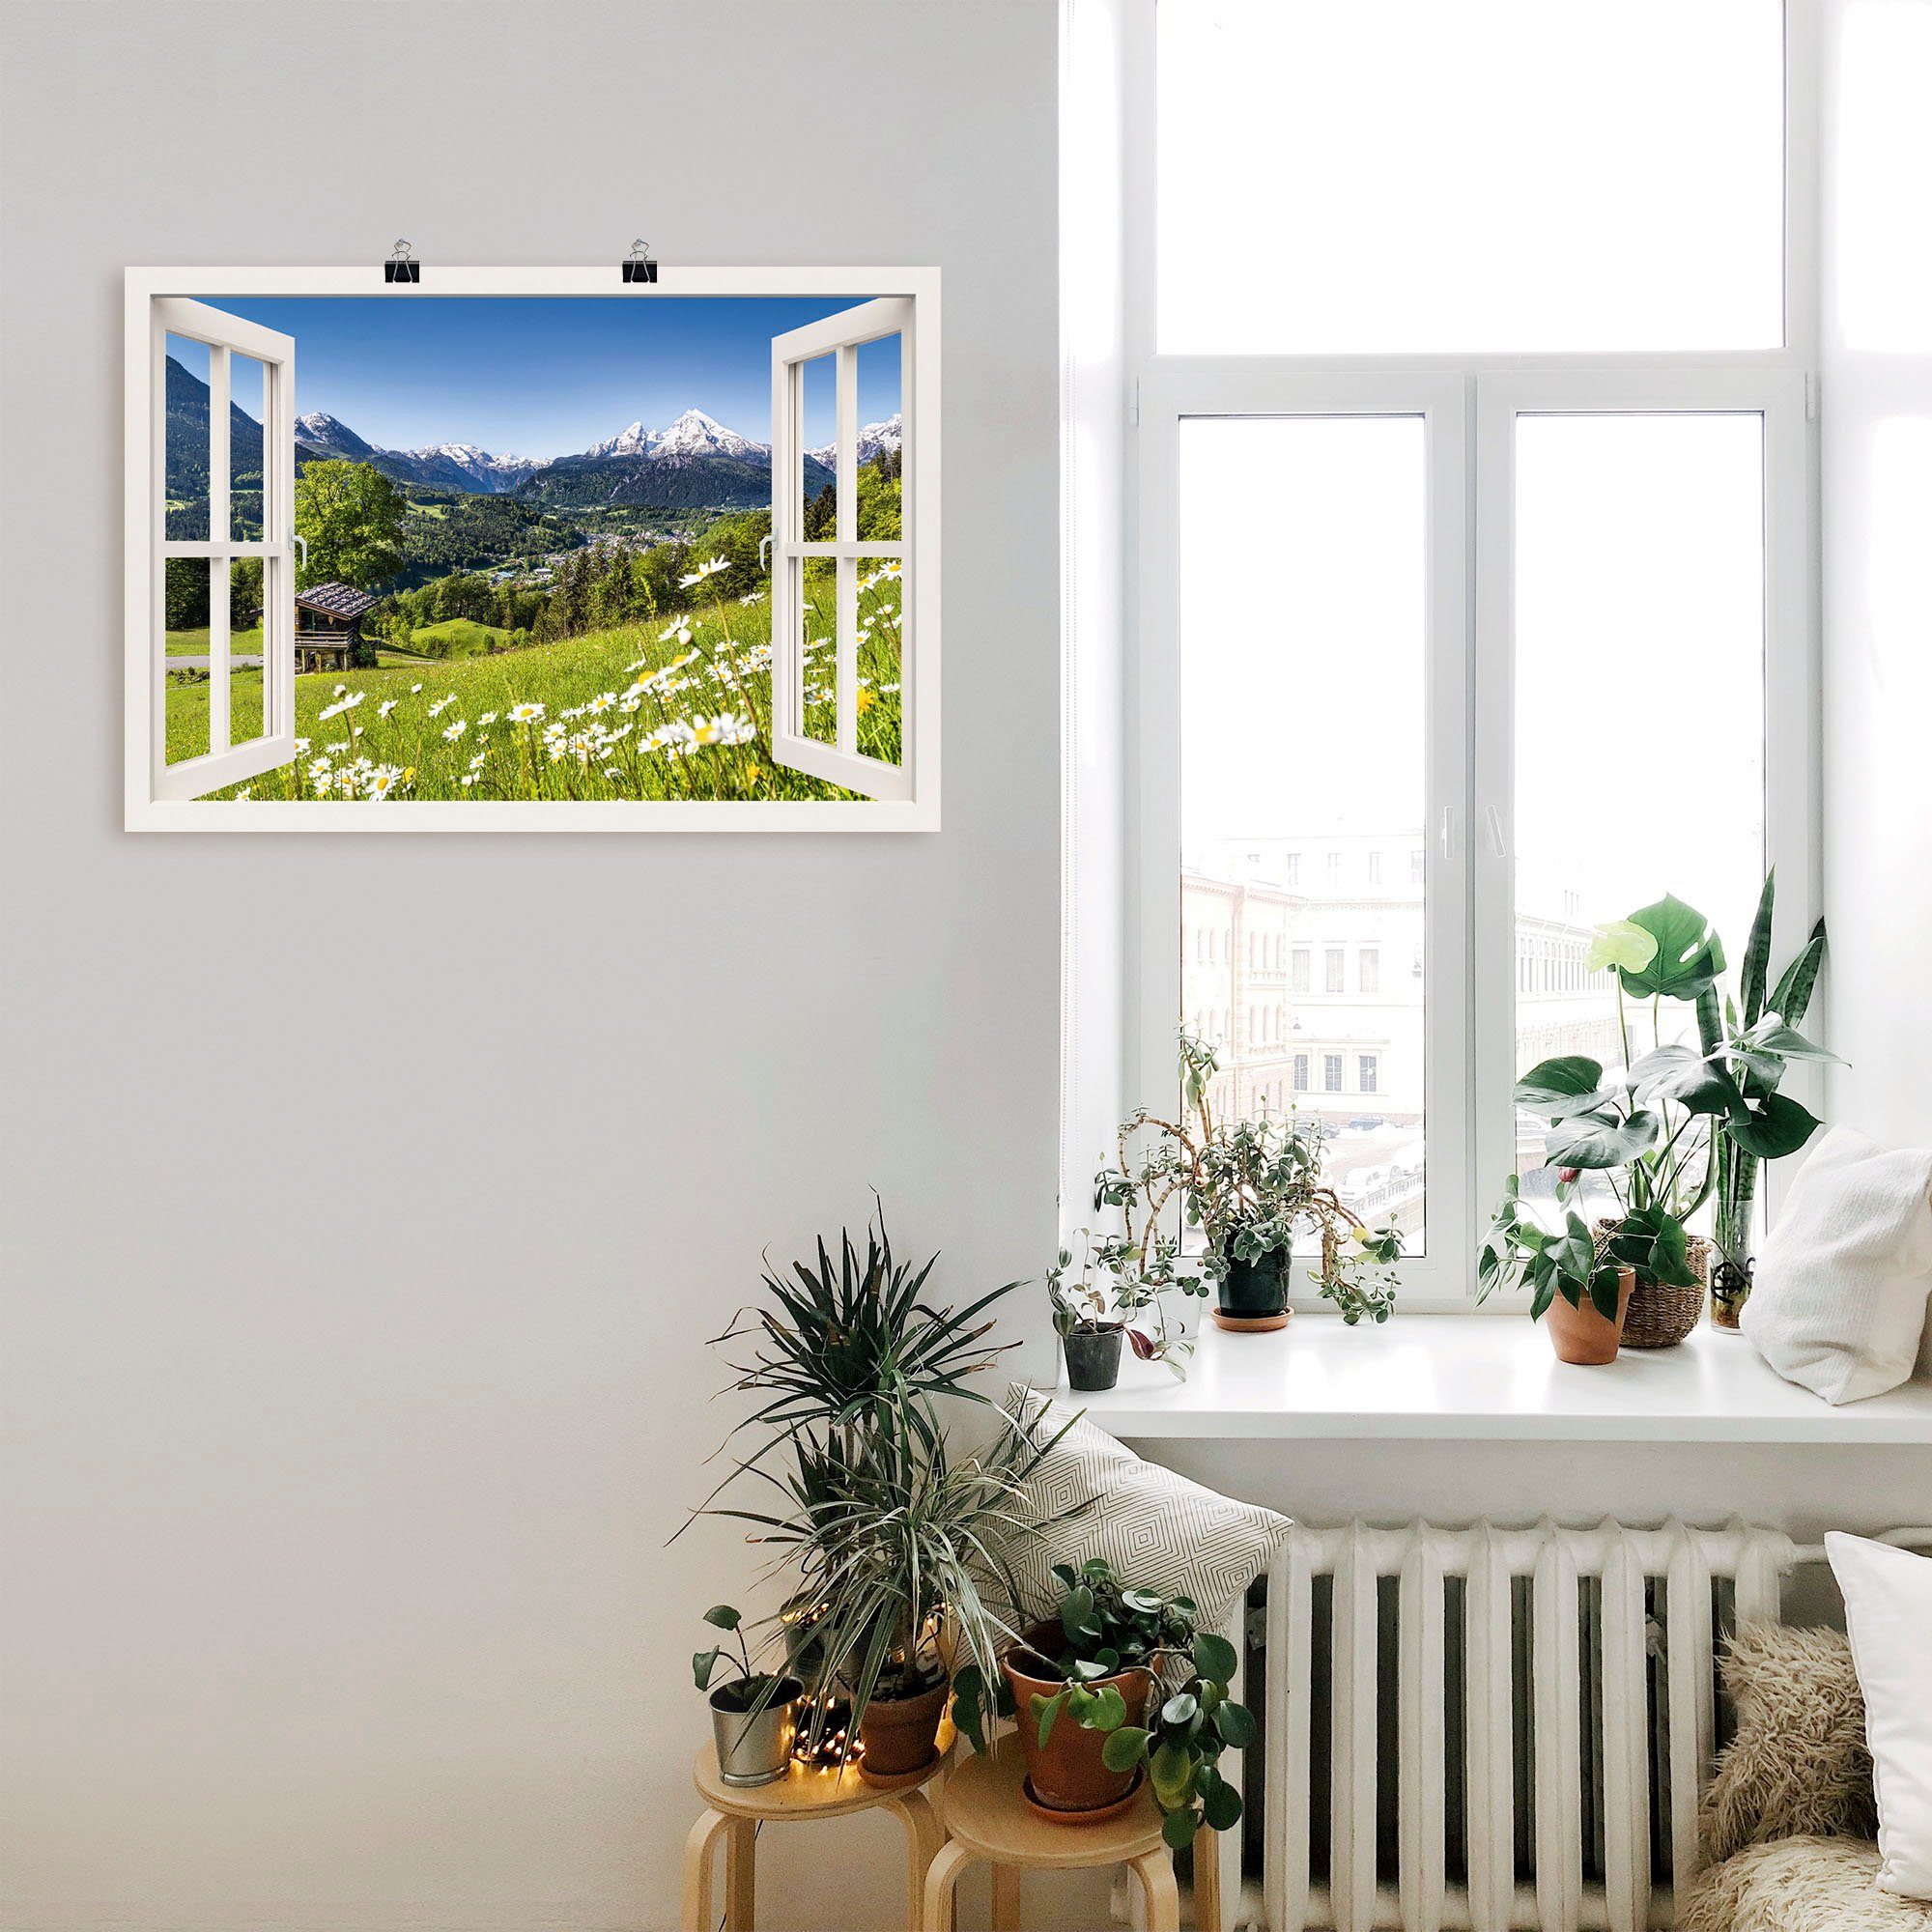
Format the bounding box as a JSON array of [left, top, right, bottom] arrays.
[[1618, 895, 1726, 1001]]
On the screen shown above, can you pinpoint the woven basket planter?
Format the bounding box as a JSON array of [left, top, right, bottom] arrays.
[[1595, 1219, 1707, 1349]]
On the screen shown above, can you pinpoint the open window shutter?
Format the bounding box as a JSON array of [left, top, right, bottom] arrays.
[[153, 298, 297, 802], [768, 298, 913, 802]]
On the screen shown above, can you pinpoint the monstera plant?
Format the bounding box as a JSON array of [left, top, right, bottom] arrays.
[[1510, 884, 1835, 1321]]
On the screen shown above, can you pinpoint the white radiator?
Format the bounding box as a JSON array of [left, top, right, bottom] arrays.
[[1246, 1518, 1793, 1932]]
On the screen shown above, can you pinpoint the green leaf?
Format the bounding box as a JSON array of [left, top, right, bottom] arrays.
[[1585, 919, 1661, 976], [701, 1605, 742, 1632], [950, 1666, 988, 1755], [1215, 1700, 1257, 1748], [1619, 896, 1726, 1001], [1033, 1690, 1066, 1751], [1121, 1588, 1165, 1614], [1085, 1684, 1128, 1733], [1514, 1057, 1610, 1121], [1766, 923, 1826, 1028], [1162, 1691, 1200, 1729], [693, 1647, 721, 1690], [1739, 872, 1776, 1028], [1628, 1044, 1744, 1120], [1203, 1778, 1244, 1832], [1543, 1108, 1662, 1171], [1100, 1725, 1151, 1773], [1191, 1631, 1238, 1684], [1729, 1093, 1822, 1160], [1162, 1806, 1200, 1851], [1740, 1020, 1843, 1066], [1150, 1740, 1195, 1808], [1588, 1263, 1625, 1321]]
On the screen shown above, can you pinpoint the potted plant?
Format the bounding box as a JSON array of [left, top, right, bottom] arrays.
[[685, 1210, 1081, 1781], [952, 1558, 1254, 1846], [1478, 1176, 1635, 1364], [1546, 889, 1836, 1335], [1704, 873, 1832, 1325], [693, 1604, 805, 1787], [1094, 1033, 1403, 1343], [1046, 1230, 1162, 1392]]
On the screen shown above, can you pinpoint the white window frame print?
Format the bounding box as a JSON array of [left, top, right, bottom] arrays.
[[1118, 0, 1820, 1310], [123, 266, 941, 833]]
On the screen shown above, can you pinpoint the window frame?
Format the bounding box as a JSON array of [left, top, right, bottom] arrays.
[[123, 266, 941, 833], [1118, 1, 1820, 1310]]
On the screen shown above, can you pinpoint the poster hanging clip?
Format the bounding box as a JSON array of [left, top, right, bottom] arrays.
[[621, 240, 659, 285], [384, 241, 420, 285]]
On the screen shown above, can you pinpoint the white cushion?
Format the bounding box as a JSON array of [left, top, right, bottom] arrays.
[[993, 1384, 1290, 1638], [1827, 1532, 1932, 1899], [1741, 1126, 1932, 1405]]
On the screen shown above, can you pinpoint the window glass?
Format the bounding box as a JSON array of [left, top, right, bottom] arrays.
[[1157, 0, 1784, 353], [1513, 411, 1767, 1210], [1179, 412, 1428, 1247]]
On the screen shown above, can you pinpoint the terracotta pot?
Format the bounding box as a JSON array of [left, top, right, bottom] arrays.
[[1543, 1266, 1635, 1365], [856, 1677, 948, 1782], [1000, 1622, 1154, 1814]]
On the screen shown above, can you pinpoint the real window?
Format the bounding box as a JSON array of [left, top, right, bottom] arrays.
[[1123, 2, 1810, 1307]]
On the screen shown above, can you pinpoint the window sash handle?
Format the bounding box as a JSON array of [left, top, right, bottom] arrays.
[[1484, 804, 1508, 858]]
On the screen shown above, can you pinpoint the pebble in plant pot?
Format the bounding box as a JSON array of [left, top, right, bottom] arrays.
[[694, 1605, 804, 1787]]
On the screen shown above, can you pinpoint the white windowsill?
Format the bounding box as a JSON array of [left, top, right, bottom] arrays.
[[1057, 1315, 1932, 1445]]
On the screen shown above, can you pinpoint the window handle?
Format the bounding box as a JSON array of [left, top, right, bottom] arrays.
[[1484, 804, 1508, 858], [293, 534, 307, 572], [759, 533, 773, 572], [1438, 806, 1456, 858]]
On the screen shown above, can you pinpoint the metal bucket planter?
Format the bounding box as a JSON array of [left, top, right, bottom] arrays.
[[710, 1674, 804, 1786]]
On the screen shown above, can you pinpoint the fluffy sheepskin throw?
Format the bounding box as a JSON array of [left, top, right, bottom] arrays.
[[1699, 1622, 1878, 1865], [1678, 1835, 1932, 1931]]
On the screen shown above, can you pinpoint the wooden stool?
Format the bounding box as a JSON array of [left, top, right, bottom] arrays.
[[681, 1744, 945, 1932], [920, 1738, 1220, 1932]]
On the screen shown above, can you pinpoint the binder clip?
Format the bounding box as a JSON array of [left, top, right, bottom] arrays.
[[621, 240, 659, 285], [384, 241, 420, 285]]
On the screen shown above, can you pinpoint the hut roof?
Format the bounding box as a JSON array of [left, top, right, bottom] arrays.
[[295, 582, 380, 620]]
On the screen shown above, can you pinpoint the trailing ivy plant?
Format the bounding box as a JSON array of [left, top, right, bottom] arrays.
[[1088, 1033, 1403, 1352]]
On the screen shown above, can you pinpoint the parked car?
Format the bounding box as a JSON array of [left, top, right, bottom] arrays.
[[1348, 1116, 1385, 1132]]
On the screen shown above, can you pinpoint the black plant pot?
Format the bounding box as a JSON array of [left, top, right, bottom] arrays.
[[1062, 1325, 1124, 1391], [1216, 1241, 1291, 1320]]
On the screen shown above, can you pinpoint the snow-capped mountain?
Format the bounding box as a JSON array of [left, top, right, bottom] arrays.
[[295, 411, 377, 461], [581, 409, 767, 463], [807, 412, 903, 469], [403, 442, 540, 493]]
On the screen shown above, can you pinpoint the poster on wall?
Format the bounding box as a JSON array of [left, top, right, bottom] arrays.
[[123, 268, 939, 830]]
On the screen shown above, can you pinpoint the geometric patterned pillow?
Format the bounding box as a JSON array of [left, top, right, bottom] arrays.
[[986, 1383, 1292, 1642]]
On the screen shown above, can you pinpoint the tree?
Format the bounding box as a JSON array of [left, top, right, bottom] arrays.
[[294, 460, 408, 590], [228, 556, 264, 630]]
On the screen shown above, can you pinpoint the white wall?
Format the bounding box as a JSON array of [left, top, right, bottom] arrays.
[[0, 6, 1060, 1929], [1818, 0, 1932, 1368]]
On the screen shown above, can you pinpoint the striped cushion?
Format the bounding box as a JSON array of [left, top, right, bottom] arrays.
[[994, 1383, 1291, 1638]]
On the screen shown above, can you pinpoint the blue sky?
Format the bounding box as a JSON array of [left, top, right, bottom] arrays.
[[195, 297, 901, 458]]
